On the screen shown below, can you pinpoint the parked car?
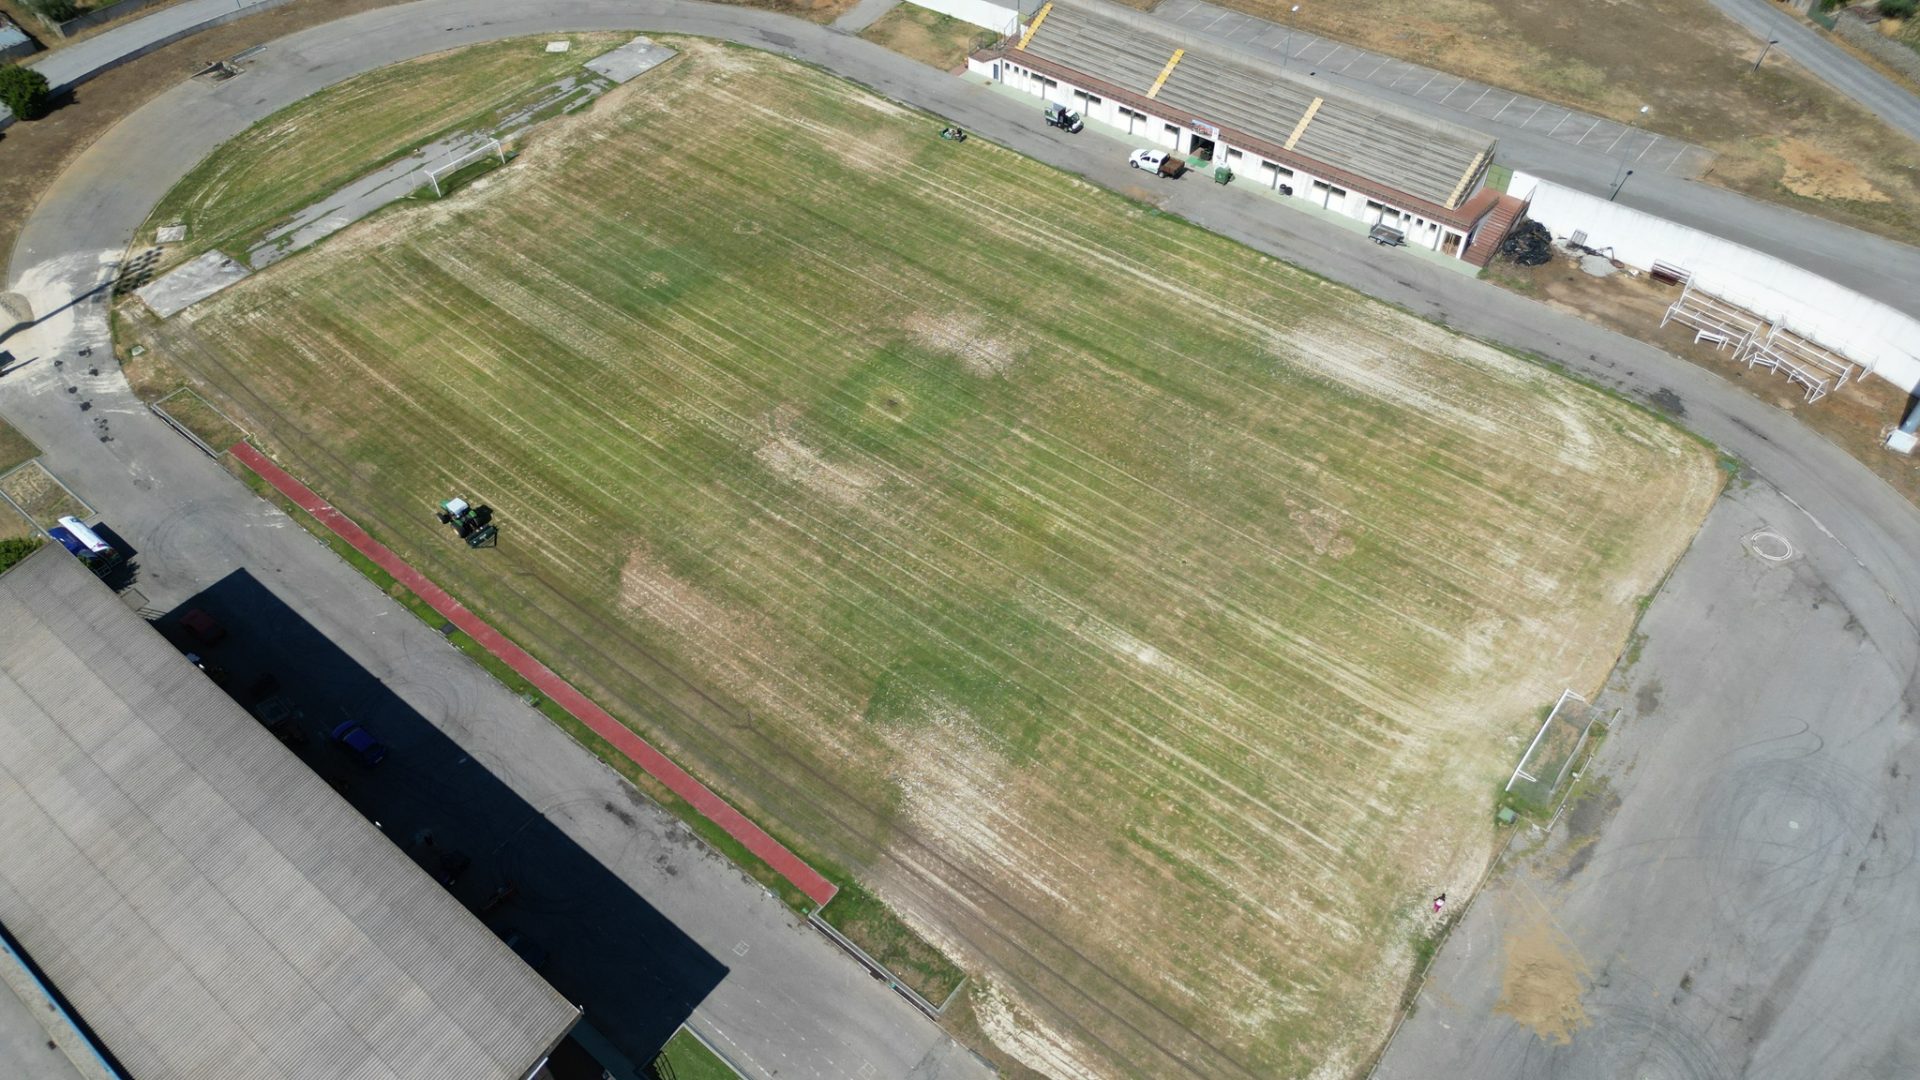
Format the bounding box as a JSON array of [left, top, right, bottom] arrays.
[[1368, 223, 1407, 247], [329, 720, 388, 766], [1128, 148, 1186, 178], [1043, 102, 1083, 133]]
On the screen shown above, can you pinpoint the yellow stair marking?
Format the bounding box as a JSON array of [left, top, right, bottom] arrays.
[[1283, 97, 1323, 150], [1444, 151, 1489, 209], [1144, 48, 1184, 99], [1016, 2, 1053, 50]]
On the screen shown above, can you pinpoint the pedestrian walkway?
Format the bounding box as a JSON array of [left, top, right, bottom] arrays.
[[832, 0, 900, 33], [1152, 0, 1715, 177], [28, 0, 296, 90], [228, 441, 840, 909]]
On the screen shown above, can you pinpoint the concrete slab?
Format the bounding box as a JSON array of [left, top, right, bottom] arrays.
[[585, 35, 678, 84], [134, 250, 249, 318]]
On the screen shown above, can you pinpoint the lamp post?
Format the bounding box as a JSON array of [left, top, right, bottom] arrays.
[[1608, 104, 1648, 199], [1283, 5, 1301, 71], [1753, 37, 1780, 74]]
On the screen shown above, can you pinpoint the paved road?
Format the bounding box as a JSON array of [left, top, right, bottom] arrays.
[[1706, 0, 1920, 145], [1153, 0, 1715, 177], [1377, 481, 1920, 1080], [26, 0, 299, 90], [1109, 0, 1920, 316], [8, 0, 1920, 1077], [832, 0, 901, 33]]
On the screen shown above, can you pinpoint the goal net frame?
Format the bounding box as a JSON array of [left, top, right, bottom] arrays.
[[421, 138, 507, 197]]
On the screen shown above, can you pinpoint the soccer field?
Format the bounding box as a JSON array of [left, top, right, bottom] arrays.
[[142, 40, 1720, 1078]]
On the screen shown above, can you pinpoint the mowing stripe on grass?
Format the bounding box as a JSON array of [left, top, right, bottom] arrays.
[[228, 441, 839, 908]]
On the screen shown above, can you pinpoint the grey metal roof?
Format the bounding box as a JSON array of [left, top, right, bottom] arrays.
[[1019, 3, 1492, 207], [0, 547, 579, 1080]]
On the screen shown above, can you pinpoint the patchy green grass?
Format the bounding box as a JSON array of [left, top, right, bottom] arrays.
[[144, 34, 629, 262], [144, 40, 1720, 1078], [821, 880, 966, 1003], [651, 1028, 741, 1080], [0, 417, 37, 473], [0, 461, 85, 529], [227, 457, 826, 913]]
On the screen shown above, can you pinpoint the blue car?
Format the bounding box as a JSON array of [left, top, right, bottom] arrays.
[[329, 720, 388, 766]]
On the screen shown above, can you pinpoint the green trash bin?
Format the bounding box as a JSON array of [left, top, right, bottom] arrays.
[[1213, 166, 1233, 185]]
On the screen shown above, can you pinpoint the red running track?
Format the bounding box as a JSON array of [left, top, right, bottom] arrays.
[[231, 442, 839, 908]]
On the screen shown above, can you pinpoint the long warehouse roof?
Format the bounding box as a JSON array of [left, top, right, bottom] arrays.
[[1015, 3, 1494, 210], [0, 546, 579, 1080]]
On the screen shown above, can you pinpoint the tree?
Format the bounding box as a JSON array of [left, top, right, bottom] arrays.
[[0, 65, 52, 122], [0, 537, 43, 576]]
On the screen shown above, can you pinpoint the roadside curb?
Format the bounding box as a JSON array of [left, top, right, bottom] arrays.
[[228, 440, 839, 908]]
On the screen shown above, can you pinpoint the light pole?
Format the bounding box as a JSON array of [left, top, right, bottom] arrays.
[[1608, 104, 1648, 197], [1283, 5, 1301, 71], [1752, 37, 1780, 74]]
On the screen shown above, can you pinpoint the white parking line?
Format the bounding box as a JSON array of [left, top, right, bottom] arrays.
[[1547, 112, 1569, 136], [1635, 135, 1660, 162], [1492, 95, 1516, 121], [1203, 12, 1229, 30], [1467, 86, 1492, 111], [1340, 52, 1362, 72], [1415, 72, 1438, 94], [1518, 101, 1545, 128], [1438, 79, 1466, 104], [1573, 117, 1602, 143]]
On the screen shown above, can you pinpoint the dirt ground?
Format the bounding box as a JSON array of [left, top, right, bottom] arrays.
[[1214, 0, 1920, 249], [859, 2, 992, 72], [1482, 252, 1920, 509]]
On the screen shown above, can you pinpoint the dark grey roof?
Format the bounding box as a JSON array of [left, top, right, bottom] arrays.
[[0, 548, 578, 1080], [1019, 3, 1493, 207]]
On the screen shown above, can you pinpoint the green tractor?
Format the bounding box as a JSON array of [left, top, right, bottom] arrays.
[[435, 496, 498, 548]]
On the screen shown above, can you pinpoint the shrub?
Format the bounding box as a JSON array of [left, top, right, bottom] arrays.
[[1880, 0, 1917, 18], [0, 65, 52, 121], [0, 537, 43, 576]]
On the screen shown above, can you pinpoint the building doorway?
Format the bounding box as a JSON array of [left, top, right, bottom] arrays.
[[1188, 133, 1216, 161]]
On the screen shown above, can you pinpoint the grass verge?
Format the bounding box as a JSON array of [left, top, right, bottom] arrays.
[[820, 880, 967, 1004], [651, 1028, 742, 1080], [0, 417, 38, 473]]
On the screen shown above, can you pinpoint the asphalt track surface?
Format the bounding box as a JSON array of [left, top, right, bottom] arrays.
[[6, 1, 1920, 1077]]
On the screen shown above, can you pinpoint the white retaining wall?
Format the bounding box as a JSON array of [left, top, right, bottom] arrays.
[[920, 0, 1020, 34], [1511, 170, 1920, 392]]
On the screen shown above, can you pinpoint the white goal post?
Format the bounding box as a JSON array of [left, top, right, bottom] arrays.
[[421, 138, 507, 197]]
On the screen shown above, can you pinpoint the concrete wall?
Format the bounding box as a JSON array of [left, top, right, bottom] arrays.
[[917, 0, 1019, 35], [974, 54, 1471, 256], [1832, 15, 1920, 83], [1511, 170, 1920, 392]]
